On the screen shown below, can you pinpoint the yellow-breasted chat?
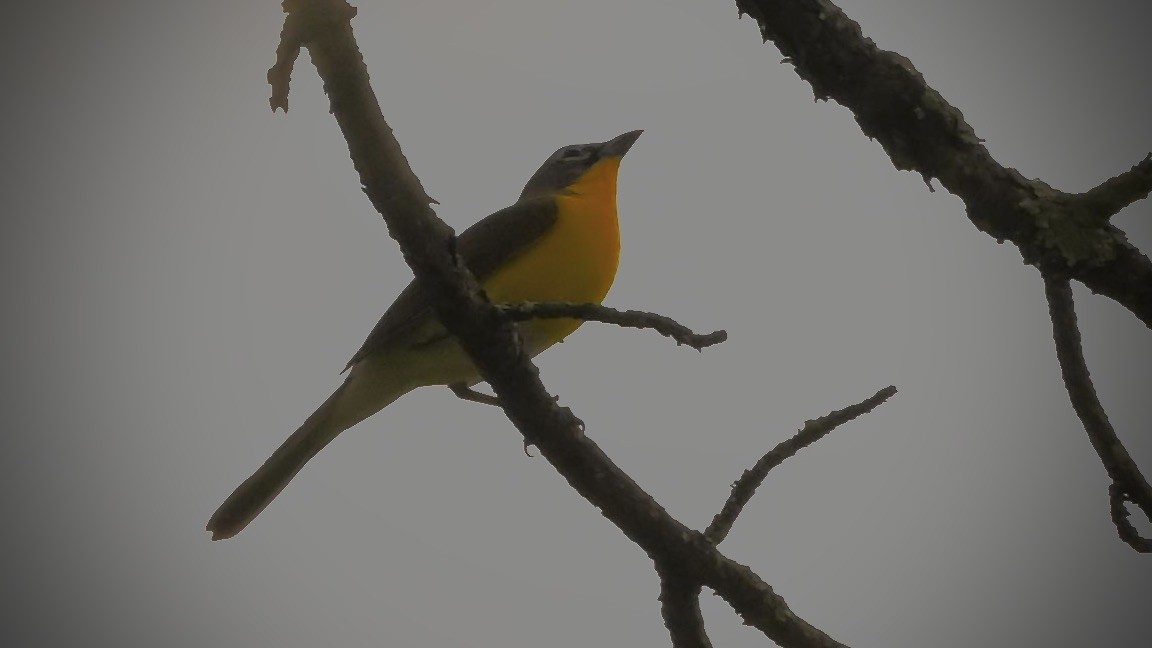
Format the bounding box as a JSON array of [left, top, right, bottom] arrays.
[[207, 130, 642, 540]]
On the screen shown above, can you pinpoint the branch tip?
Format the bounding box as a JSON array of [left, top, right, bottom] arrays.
[[1109, 483, 1152, 553], [498, 302, 726, 351], [1043, 272, 1152, 547], [705, 386, 897, 543]]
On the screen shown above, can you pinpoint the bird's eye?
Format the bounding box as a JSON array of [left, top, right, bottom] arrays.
[[560, 147, 584, 160]]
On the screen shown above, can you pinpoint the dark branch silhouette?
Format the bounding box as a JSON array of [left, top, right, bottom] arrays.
[[268, 5, 305, 112], [706, 386, 898, 544], [1110, 483, 1152, 553], [274, 1, 870, 646], [449, 304, 724, 412], [450, 298, 728, 412], [658, 387, 897, 646], [658, 564, 712, 648], [1076, 153, 1152, 223], [498, 302, 727, 351], [733, 0, 1152, 329], [731, 0, 1151, 552], [262, 1, 1146, 646], [1043, 272, 1152, 550]]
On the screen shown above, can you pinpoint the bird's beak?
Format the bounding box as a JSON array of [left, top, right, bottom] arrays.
[[599, 130, 643, 158]]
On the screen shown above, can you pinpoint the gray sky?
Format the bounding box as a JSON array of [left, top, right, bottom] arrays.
[[3, 1, 1150, 646]]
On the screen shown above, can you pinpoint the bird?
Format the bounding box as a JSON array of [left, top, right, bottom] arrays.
[[207, 130, 642, 540]]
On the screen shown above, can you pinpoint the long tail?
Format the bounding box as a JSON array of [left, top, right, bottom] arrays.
[[207, 364, 410, 540]]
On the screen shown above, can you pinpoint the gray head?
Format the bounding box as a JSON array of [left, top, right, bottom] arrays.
[[517, 130, 642, 202]]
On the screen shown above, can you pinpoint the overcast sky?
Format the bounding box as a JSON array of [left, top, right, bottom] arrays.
[[3, 1, 1150, 647]]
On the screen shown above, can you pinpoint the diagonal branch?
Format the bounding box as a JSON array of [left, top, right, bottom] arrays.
[[732, 0, 1152, 330], [658, 387, 896, 643], [1042, 272, 1152, 549], [280, 2, 852, 646], [706, 386, 898, 544], [498, 301, 727, 350], [1075, 153, 1152, 224]]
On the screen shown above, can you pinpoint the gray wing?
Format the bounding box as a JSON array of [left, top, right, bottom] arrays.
[[343, 197, 559, 370]]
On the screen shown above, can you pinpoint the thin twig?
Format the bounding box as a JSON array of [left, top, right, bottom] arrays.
[[706, 386, 898, 544], [1043, 272, 1152, 546], [661, 387, 895, 636], [498, 302, 727, 351]]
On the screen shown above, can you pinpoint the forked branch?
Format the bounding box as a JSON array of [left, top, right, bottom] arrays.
[[706, 386, 898, 543], [1043, 272, 1152, 551], [275, 2, 855, 646], [733, 0, 1152, 329], [657, 387, 898, 644]]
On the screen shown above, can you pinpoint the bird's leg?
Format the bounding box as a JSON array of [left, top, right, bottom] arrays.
[[448, 385, 586, 457], [449, 383, 536, 456], [449, 383, 501, 407]]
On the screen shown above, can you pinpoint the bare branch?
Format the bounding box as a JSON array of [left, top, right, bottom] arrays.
[[706, 386, 898, 544], [656, 386, 895, 645], [657, 565, 713, 648], [283, 2, 851, 645], [498, 302, 727, 351], [1076, 153, 1152, 224], [266, 1, 315, 112], [733, 0, 1152, 330], [657, 386, 896, 645], [1043, 272, 1152, 544], [1109, 484, 1152, 554]]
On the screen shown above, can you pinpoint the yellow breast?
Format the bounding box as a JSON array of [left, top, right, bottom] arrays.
[[481, 158, 622, 354]]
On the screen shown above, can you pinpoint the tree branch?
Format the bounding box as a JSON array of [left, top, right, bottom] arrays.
[[268, 2, 307, 112], [706, 386, 898, 544], [1076, 154, 1152, 224], [657, 565, 713, 648], [280, 1, 852, 645], [1043, 272, 1152, 549], [1109, 484, 1152, 554], [656, 387, 896, 640], [657, 387, 897, 643], [732, 0, 1152, 330], [498, 302, 727, 350]]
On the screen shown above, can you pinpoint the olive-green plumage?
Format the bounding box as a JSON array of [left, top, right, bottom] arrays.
[[207, 130, 641, 540]]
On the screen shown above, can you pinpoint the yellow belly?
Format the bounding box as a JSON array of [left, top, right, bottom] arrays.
[[481, 158, 622, 355]]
